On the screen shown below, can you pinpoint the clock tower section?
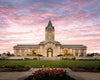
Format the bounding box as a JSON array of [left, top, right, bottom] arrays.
[[45, 19, 55, 41]]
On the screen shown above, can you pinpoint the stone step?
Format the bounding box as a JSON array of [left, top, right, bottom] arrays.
[[40, 57, 61, 60]]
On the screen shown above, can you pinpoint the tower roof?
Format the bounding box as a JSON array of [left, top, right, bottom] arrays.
[[46, 18, 54, 30]]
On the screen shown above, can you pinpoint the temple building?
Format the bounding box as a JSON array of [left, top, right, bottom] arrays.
[[14, 19, 87, 57]]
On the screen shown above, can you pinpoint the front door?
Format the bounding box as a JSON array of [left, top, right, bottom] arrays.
[[47, 48, 53, 57]]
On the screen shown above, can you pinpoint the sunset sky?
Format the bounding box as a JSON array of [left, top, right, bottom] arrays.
[[0, 0, 100, 54]]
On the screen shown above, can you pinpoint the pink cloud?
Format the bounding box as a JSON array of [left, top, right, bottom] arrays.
[[0, 7, 20, 13], [71, 0, 90, 7], [0, 26, 9, 30], [69, 11, 87, 20], [0, 31, 32, 36], [89, 11, 100, 18], [60, 39, 100, 53], [0, 9, 100, 54]]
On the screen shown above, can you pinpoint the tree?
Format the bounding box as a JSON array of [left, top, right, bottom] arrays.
[[7, 52, 10, 56]]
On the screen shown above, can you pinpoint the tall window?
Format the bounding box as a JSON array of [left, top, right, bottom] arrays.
[[80, 53, 83, 56], [32, 50, 36, 55], [75, 53, 78, 56], [64, 50, 68, 54], [75, 50, 78, 56]]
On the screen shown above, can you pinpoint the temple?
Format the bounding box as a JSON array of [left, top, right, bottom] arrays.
[[14, 19, 87, 57]]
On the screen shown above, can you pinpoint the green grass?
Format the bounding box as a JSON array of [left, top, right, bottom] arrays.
[[0, 60, 100, 68]]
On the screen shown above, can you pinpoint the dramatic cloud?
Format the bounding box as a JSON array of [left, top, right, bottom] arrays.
[[0, 0, 100, 53]]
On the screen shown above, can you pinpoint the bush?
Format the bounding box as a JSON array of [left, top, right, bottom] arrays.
[[64, 54, 73, 56], [62, 57, 71, 60], [25, 68, 75, 80], [17, 65, 24, 68], [86, 54, 94, 57], [25, 65, 31, 68], [17, 55, 21, 57], [36, 54, 43, 57], [0, 58, 6, 60], [57, 54, 63, 57], [5, 65, 17, 68], [9, 54, 14, 56], [33, 58, 37, 60], [27, 54, 36, 56], [72, 57, 76, 60], [24, 58, 32, 60]]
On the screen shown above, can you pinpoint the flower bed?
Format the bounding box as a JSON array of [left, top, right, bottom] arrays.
[[25, 68, 75, 80], [70, 67, 100, 72], [0, 64, 30, 72]]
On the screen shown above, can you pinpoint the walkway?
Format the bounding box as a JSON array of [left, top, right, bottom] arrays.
[[72, 72, 100, 80], [0, 68, 100, 80]]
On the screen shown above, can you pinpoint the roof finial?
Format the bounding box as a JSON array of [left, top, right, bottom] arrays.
[[49, 16, 51, 21]]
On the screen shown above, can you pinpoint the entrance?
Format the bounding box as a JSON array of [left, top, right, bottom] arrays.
[[47, 48, 53, 57]]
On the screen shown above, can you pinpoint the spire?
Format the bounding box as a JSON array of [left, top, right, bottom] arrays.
[[48, 17, 52, 26], [46, 17, 54, 30], [49, 16, 51, 21]]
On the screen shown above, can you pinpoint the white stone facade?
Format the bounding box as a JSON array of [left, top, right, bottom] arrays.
[[14, 20, 87, 57]]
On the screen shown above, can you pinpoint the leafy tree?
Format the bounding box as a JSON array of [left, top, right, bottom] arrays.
[[7, 52, 10, 56]]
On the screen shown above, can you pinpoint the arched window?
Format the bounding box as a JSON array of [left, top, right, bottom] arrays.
[[64, 50, 68, 54], [75, 50, 78, 56], [75, 53, 78, 56], [80, 53, 83, 56], [32, 50, 36, 55], [47, 48, 53, 57]]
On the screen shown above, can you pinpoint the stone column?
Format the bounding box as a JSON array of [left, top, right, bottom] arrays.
[[40, 45, 42, 54], [25, 49, 27, 56], [69, 48, 73, 54], [72, 49, 75, 56], [78, 49, 81, 57], [60, 49, 63, 55], [38, 48, 40, 54], [84, 49, 86, 56], [57, 45, 60, 56], [14, 49, 16, 56], [20, 49, 22, 56], [16, 49, 19, 56]]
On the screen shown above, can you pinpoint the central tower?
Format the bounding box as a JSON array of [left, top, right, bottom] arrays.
[[45, 19, 55, 41]]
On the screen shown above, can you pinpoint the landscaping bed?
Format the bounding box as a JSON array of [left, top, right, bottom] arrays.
[[25, 68, 75, 80], [70, 67, 100, 72], [0, 65, 30, 72], [0, 60, 100, 71]]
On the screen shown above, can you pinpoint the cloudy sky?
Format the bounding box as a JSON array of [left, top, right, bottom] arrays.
[[0, 0, 100, 53]]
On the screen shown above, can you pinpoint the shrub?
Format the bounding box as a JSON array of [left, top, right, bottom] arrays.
[[62, 57, 71, 60], [0, 57, 6, 60], [25, 68, 75, 80], [86, 54, 94, 57], [72, 57, 76, 60], [24, 58, 32, 60], [17, 55, 21, 57], [25, 65, 31, 68], [33, 58, 37, 60], [17, 65, 24, 68], [57, 54, 63, 57], [36, 54, 43, 57], [64, 54, 73, 56], [5, 65, 17, 68], [27, 54, 36, 56], [9, 54, 14, 56]]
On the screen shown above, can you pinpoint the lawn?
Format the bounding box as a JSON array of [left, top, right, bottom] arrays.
[[0, 60, 100, 68]]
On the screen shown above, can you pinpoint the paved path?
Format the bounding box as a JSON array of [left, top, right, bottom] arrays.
[[0, 68, 100, 80], [73, 72, 100, 80], [0, 68, 39, 80], [0, 72, 32, 80]]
